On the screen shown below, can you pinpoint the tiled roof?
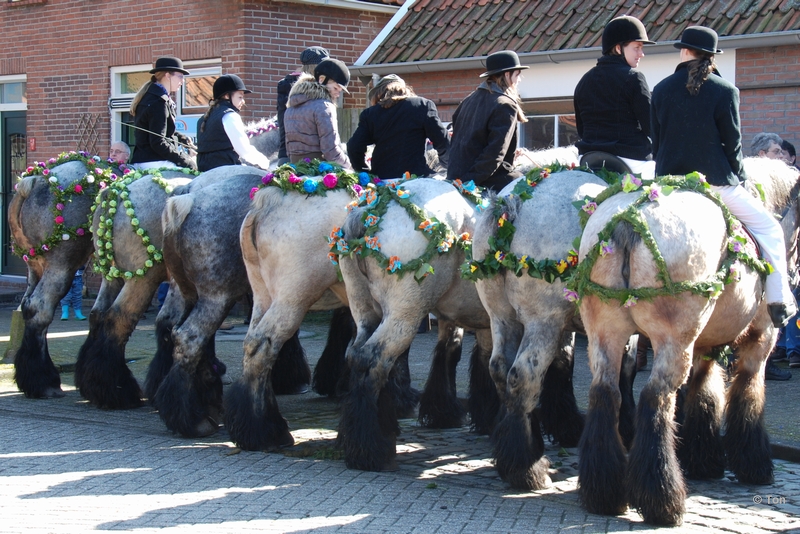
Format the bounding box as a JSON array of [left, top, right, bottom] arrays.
[[366, 0, 800, 64]]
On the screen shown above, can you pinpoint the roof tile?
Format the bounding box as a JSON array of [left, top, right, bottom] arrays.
[[364, 0, 800, 66]]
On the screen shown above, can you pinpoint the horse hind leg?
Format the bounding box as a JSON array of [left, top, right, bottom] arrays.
[[418, 319, 465, 428], [676, 355, 726, 480], [578, 296, 635, 517], [143, 281, 185, 402], [154, 297, 232, 437], [468, 328, 501, 434], [15, 271, 77, 398], [539, 330, 584, 447], [312, 307, 354, 397], [725, 324, 775, 485]]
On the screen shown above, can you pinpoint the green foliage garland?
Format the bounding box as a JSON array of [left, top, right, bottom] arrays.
[[460, 162, 614, 283], [328, 182, 470, 281], [564, 172, 772, 307], [12, 151, 111, 261], [91, 166, 199, 280]]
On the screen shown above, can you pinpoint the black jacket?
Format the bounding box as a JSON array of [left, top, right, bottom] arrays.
[[277, 72, 300, 160], [446, 82, 522, 191], [651, 63, 745, 186], [573, 55, 652, 160], [130, 83, 196, 169], [197, 100, 240, 171], [347, 96, 449, 179]]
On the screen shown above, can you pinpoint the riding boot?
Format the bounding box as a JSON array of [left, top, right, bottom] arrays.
[[74, 309, 87, 321], [61, 305, 69, 321]]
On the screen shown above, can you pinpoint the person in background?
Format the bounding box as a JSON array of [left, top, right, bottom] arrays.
[[284, 58, 352, 168], [277, 46, 330, 166], [129, 56, 197, 170], [60, 265, 86, 321], [347, 73, 449, 179], [650, 27, 797, 384], [109, 141, 131, 165], [447, 50, 528, 191], [750, 132, 786, 159], [573, 15, 655, 179], [196, 74, 271, 171], [782, 139, 798, 170]]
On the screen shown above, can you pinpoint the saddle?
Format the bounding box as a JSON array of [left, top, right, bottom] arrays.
[[579, 151, 633, 175]]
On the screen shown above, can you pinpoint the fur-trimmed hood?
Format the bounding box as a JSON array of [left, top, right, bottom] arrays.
[[287, 74, 332, 108]]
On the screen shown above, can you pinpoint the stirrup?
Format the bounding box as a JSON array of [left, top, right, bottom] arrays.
[[579, 151, 633, 175]]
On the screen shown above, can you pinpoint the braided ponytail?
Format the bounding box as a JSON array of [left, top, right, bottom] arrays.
[[685, 54, 715, 96]]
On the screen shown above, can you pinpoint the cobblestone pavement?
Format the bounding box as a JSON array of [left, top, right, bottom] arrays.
[[1, 307, 799, 533]]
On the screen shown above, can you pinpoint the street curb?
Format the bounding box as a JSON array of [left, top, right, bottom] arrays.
[[772, 442, 800, 463]]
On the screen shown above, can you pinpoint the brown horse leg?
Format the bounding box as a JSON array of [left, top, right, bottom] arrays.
[[676, 355, 726, 479], [578, 295, 634, 516], [725, 320, 776, 484]]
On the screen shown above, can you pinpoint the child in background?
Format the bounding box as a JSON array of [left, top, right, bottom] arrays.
[[60, 266, 86, 321]]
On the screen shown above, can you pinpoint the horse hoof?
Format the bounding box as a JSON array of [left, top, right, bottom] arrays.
[[41, 387, 65, 399], [195, 418, 220, 437]]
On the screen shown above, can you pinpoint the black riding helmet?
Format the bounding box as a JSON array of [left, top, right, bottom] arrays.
[[314, 58, 350, 94], [213, 74, 252, 100], [602, 15, 655, 55]]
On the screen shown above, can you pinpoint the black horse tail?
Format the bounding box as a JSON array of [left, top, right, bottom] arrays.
[[611, 221, 641, 288]]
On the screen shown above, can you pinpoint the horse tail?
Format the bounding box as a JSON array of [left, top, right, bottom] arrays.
[[611, 221, 641, 288], [7, 176, 37, 250], [163, 195, 194, 237], [342, 206, 366, 240]]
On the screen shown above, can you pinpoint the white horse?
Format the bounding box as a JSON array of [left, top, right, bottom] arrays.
[[575, 158, 800, 525]]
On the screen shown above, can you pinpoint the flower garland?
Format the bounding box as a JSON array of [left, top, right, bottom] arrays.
[[92, 166, 199, 280], [460, 162, 610, 283], [563, 171, 772, 307], [328, 182, 471, 281], [248, 159, 378, 201], [245, 118, 279, 139], [12, 151, 113, 261]]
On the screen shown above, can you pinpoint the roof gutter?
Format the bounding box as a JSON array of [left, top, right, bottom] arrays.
[[276, 0, 400, 15], [349, 30, 800, 78]]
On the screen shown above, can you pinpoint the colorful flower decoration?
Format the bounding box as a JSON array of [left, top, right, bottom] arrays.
[[12, 151, 113, 260], [248, 159, 376, 200]]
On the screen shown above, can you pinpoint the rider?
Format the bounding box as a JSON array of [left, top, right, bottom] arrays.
[[573, 15, 655, 179], [347, 74, 450, 179], [196, 74, 271, 171], [129, 56, 197, 170], [447, 50, 528, 191], [651, 26, 798, 328], [284, 58, 352, 168]]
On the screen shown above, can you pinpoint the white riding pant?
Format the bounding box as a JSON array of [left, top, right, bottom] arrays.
[[132, 161, 180, 171], [711, 184, 793, 304], [620, 157, 656, 181]]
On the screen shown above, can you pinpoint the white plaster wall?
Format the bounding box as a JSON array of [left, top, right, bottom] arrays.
[[518, 49, 737, 101]]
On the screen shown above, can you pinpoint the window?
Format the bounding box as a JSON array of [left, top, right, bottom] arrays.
[[0, 77, 27, 111], [109, 60, 221, 147], [520, 114, 578, 150]]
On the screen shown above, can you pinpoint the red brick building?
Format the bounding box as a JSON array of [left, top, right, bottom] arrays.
[[0, 0, 400, 279]]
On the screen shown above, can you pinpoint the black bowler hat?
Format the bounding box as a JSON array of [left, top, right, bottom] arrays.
[[674, 26, 723, 55], [480, 50, 529, 78], [150, 56, 191, 75], [314, 58, 351, 93]]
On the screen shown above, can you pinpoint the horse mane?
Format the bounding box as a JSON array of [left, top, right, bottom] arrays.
[[163, 195, 195, 237]]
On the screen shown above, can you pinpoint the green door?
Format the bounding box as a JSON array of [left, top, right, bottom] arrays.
[[2, 112, 28, 276]]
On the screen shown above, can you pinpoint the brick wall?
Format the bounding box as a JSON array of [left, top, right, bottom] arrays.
[[1, 0, 391, 163], [737, 45, 800, 152]]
